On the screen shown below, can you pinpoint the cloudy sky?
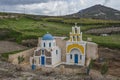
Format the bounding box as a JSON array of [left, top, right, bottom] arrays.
[[0, 0, 120, 16]]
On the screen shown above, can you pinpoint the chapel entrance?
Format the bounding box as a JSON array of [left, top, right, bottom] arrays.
[[41, 56, 45, 65], [74, 54, 78, 64]]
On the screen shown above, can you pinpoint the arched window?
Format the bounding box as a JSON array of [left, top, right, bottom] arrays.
[[44, 42, 45, 47], [73, 36, 75, 41], [56, 50, 58, 54], [75, 28, 77, 33], [42, 50, 44, 55], [70, 54, 72, 59], [49, 42, 51, 47], [80, 55, 82, 60], [77, 36, 79, 41]]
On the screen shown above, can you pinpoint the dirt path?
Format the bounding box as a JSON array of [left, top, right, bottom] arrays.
[[0, 41, 27, 54]]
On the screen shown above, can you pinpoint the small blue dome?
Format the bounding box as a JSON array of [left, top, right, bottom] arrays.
[[42, 33, 54, 40]]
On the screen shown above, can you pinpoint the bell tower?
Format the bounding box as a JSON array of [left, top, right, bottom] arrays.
[[69, 23, 82, 42]]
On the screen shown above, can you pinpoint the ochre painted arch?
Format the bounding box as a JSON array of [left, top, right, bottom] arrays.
[[66, 44, 84, 54]]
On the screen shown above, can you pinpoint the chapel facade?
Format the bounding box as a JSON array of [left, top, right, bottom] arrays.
[[30, 33, 61, 67], [30, 24, 98, 68], [66, 24, 86, 66]]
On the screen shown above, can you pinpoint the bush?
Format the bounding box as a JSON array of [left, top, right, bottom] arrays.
[[86, 59, 94, 75], [1, 50, 25, 59], [101, 63, 108, 75], [16, 34, 38, 44], [89, 59, 94, 69], [0, 28, 22, 40], [18, 55, 25, 64]]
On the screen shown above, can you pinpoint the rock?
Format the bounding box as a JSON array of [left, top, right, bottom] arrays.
[[21, 39, 38, 47], [0, 68, 8, 72]]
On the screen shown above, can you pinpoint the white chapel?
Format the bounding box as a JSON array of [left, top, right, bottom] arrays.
[[30, 24, 98, 68], [30, 33, 61, 67]]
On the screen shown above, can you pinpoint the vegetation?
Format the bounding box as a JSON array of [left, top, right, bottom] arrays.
[[1, 49, 26, 59], [101, 63, 108, 75], [89, 59, 94, 69], [42, 17, 120, 26], [18, 55, 25, 64], [86, 59, 94, 75], [83, 34, 120, 49], [0, 15, 120, 49]]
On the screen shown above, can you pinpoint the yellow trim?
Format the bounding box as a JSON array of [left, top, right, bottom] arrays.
[[66, 44, 84, 54]]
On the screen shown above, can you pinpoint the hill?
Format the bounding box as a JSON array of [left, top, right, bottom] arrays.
[[66, 4, 120, 20], [1, 4, 120, 21], [0, 16, 120, 49]]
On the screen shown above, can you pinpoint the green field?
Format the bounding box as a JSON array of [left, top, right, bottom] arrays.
[[0, 15, 120, 49]]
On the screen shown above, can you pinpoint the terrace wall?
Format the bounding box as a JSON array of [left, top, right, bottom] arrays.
[[8, 48, 35, 64]]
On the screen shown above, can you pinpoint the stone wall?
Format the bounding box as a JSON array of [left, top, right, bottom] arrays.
[[8, 48, 35, 65], [86, 42, 98, 60], [55, 38, 66, 62], [36, 65, 86, 75]]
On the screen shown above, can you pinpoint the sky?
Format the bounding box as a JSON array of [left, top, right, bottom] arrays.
[[0, 0, 120, 16]]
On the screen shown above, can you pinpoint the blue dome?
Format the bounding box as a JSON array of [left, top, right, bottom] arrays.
[[42, 33, 54, 40]]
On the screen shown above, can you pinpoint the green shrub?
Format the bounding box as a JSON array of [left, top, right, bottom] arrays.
[[101, 63, 108, 75], [89, 59, 94, 69], [1, 50, 25, 59], [18, 55, 25, 64], [0, 28, 22, 40], [16, 34, 38, 43]]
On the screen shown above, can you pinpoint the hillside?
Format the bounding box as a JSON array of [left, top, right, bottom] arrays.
[[0, 15, 120, 49], [67, 4, 120, 20]]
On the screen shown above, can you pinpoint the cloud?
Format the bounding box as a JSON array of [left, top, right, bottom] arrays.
[[0, 0, 48, 5], [103, 0, 110, 5], [0, 0, 119, 16]]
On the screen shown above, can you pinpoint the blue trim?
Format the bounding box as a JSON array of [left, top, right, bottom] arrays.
[[74, 54, 78, 64], [41, 56, 45, 65], [44, 43, 45, 47], [31, 64, 36, 70], [42, 33, 54, 40]]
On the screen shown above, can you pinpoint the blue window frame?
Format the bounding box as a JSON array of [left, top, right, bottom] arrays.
[[44, 42, 45, 47], [49, 42, 51, 47]]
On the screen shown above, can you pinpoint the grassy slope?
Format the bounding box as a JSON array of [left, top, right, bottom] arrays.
[[0, 16, 120, 49], [83, 34, 120, 49]]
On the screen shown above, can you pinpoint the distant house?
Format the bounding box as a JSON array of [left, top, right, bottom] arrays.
[[100, 34, 109, 36]]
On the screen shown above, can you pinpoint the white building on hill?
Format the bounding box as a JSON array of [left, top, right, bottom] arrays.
[[66, 24, 86, 66], [30, 24, 98, 68], [30, 33, 61, 67]]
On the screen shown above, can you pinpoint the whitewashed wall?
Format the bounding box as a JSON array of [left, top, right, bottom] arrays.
[[41, 40, 56, 48], [52, 47, 61, 66]]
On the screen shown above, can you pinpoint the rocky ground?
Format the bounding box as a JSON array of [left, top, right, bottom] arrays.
[[98, 47, 120, 77], [0, 60, 119, 80]]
